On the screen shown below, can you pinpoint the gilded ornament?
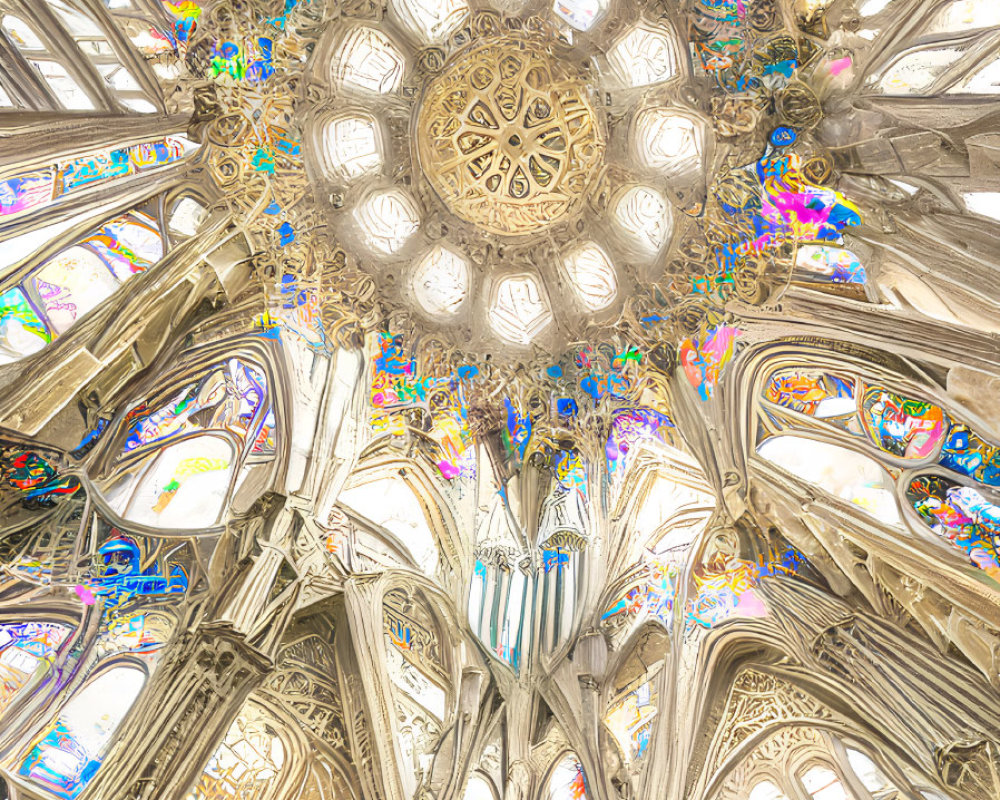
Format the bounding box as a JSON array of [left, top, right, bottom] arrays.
[[415, 33, 605, 236]]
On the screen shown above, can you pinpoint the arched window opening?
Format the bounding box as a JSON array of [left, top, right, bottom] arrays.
[[340, 475, 438, 573], [383, 588, 448, 799], [604, 678, 657, 764], [612, 185, 671, 256], [748, 780, 790, 800], [1, 14, 93, 110], [757, 363, 1000, 579], [19, 665, 146, 800], [469, 492, 529, 672], [186, 702, 287, 800], [167, 197, 209, 240], [547, 753, 589, 800], [562, 242, 617, 311], [794, 245, 866, 286], [44, 0, 155, 112], [463, 773, 497, 800], [798, 765, 850, 800], [0, 205, 169, 364], [552, 0, 607, 31], [95, 357, 276, 530], [634, 109, 703, 179], [537, 450, 588, 654], [757, 435, 901, 526], [411, 244, 470, 317], [0, 135, 198, 220], [844, 748, 895, 797], [0, 621, 72, 717], [608, 23, 679, 87]]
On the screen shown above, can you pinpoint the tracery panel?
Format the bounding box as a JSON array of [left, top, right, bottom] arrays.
[[90, 352, 278, 530], [755, 360, 1000, 584]]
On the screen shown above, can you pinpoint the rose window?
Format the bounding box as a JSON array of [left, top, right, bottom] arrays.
[[307, 9, 704, 349], [416, 34, 604, 236]]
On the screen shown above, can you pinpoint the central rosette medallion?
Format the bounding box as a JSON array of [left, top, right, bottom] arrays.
[[416, 34, 606, 236]]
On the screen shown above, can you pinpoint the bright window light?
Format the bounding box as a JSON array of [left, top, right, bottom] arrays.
[[800, 766, 850, 800], [635, 109, 703, 176], [354, 189, 420, 255], [324, 113, 383, 181], [757, 435, 901, 526], [553, 0, 607, 31], [749, 780, 790, 800], [614, 185, 671, 255], [489, 274, 552, 344], [563, 242, 617, 311], [963, 192, 1000, 221], [336, 27, 404, 94], [392, 0, 469, 43], [412, 244, 469, 316], [609, 24, 679, 87]]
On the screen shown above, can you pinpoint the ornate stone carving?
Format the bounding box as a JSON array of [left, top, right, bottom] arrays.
[[416, 32, 604, 236]]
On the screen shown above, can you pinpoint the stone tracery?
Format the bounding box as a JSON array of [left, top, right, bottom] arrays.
[[0, 1, 999, 800]]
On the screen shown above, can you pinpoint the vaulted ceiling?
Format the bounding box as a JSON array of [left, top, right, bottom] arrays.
[[1, 2, 1000, 800]]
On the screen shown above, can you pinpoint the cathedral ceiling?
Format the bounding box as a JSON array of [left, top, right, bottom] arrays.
[[0, 1, 1000, 800]]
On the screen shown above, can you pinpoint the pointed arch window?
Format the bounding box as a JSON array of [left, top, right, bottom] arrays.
[[469, 495, 529, 672], [94, 356, 277, 529], [463, 773, 498, 800], [798, 765, 849, 800], [1, 14, 92, 109], [0, 202, 174, 364], [339, 476, 439, 573], [19, 664, 146, 800], [383, 589, 449, 799], [749, 781, 790, 800], [0, 621, 72, 717], [547, 754, 589, 800], [604, 678, 657, 764], [863, 4, 1000, 96], [0, 135, 199, 220]]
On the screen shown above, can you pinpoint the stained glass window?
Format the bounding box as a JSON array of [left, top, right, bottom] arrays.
[[0, 622, 71, 716], [96, 357, 276, 529], [547, 754, 588, 800], [604, 679, 657, 763], [19, 666, 146, 800]]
